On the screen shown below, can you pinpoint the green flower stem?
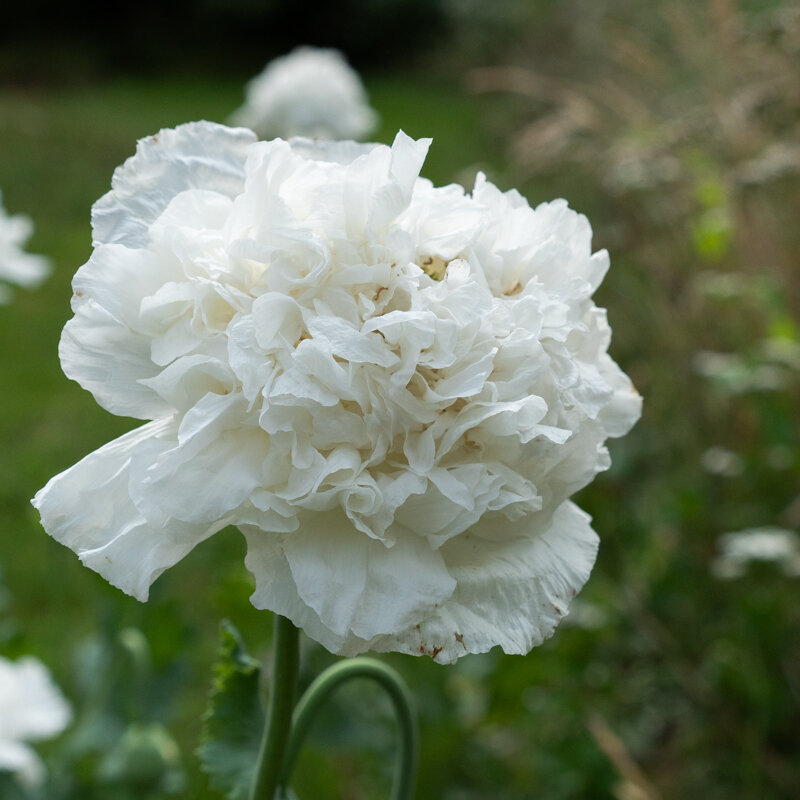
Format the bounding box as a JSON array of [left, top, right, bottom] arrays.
[[278, 657, 419, 800], [249, 614, 300, 800]]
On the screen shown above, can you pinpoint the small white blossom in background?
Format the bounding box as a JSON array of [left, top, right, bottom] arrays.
[[34, 122, 640, 663], [230, 47, 379, 141], [692, 350, 785, 393], [701, 446, 745, 478], [0, 655, 72, 787], [766, 445, 795, 471], [0, 190, 51, 304], [560, 599, 609, 631], [711, 527, 800, 580]]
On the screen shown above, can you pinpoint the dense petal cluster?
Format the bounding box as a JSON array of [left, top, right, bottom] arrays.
[[230, 47, 378, 140], [34, 122, 640, 662], [0, 656, 72, 787], [0, 191, 51, 304]]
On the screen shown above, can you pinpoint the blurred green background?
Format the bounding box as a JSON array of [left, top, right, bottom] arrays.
[[1, 0, 798, 798]]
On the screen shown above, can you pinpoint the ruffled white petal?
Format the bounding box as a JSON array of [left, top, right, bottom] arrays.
[[92, 122, 256, 249], [397, 501, 599, 663], [134, 394, 269, 525], [243, 502, 595, 663], [280, 513, 455, 640], [33, 419, 228, 601], [59, 300, 170, 419]]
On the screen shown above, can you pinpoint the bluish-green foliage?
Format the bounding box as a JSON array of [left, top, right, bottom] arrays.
[[198, 622, 263, 800]]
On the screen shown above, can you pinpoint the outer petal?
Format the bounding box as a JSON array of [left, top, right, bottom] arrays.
[[368, 501, 599, 663], [240, 525, 348, 650], [33, 418, 229, 601], [59, 299, 169, 419], [242, 502, 594, 662], [596, 356, 643, 437], [134, 393, 269, 525], [62, 122, 255, 419], [244, 511, 456, 644], [284, 515, 455, 640], [91, 121, 256, 249]]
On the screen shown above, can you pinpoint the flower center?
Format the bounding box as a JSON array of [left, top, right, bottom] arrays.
[[419, 255, 449, 281]]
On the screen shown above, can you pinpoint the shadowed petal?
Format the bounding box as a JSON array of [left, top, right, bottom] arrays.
[[244, 512, 455, 643], [368, 501, 598, 663]]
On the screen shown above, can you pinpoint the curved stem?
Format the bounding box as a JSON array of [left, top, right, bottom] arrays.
[[278, 657, 418, 800], [249, 614, 300, 800]]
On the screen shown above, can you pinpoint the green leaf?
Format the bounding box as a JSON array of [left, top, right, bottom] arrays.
[[197, 620, 264, 800], [691, 207, 732, 262]]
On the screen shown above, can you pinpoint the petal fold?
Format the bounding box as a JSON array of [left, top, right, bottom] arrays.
[[33, 419, 228, 600]]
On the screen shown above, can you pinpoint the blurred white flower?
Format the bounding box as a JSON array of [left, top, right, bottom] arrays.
[[34, 122, 640, 663], [230, 47, 378, 141], [701, 446, 745, 477], [766, 445, 795, 471], [711, 527, 800, 579], [693, 270, 754, 301], [737, 142, 800, 185], [0, 190, 51, 304], [0, 656, 72, 787], [692, 350, 785, 392], [560, 598, 609, 631], [760, 337, 800, 371]]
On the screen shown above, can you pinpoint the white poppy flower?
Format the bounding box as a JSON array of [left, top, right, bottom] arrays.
[[0, 656, 72, 787], [0, 191, 51, 304], [230, 47, 378, 140], [34, 122, 640, 663], [711, 527, 800, 579], [700, 446, 744, 477]]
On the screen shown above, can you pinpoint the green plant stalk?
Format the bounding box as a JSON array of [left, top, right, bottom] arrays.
[[249, 614, 300, 800], [278, 657, 418, 800]]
